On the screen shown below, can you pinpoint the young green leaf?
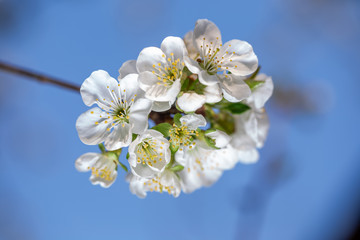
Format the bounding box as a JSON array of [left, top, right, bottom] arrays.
[[152, 123, 172, 137], [224, 102, 250, 114], [173, 113, 182, 126]]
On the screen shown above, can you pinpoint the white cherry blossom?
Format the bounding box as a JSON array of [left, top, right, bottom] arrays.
[[75, 152, 118, 188], [184, 19, 258, 102], [76, 70, 152, 151], [136, 36, 188, 111], [127, 170, 181, 198], [128, 129, 171, 179]]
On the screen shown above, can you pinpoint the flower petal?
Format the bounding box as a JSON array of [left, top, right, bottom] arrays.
[[131, 163, 157, 179], [180, 113, 206, 130], [203, 84, 222, 103], [144, 79, 181, 102], [129, 98, 152, 134], [193, 19, 222, 51], [76, 107, 112, 145], [75, 153, 101, 172], [184, 31, 198, 59], [138, 71, 159, 92], [199, 70, 219, 86], [219, 75, 251, 102], [237, 148, 259, 164], [104, 123, 132, 151], [246, 74, 274, 109], [136, 47, 167, 73], [126, 173, 147, 198], [160, 36, 187, 63], [184, 56, 202, 74], [119, 73, 141, 102], [205, 130, 231, 148], [118, 60, 138, 79], [152, 101, 172, 112], [220, 39, 258, 76], [177, 92, 206, 112], [89, 156, 117, 188], [80, 70, 120, 109]]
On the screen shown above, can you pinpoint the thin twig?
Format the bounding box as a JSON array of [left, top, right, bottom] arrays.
[[0, 61, 81, 92]]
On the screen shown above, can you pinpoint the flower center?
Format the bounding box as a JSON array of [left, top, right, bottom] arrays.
[[143, 176, 175, 195], [169, 124, 199, 147], [88, 166, 114, 181], [152, 53, 184, 87], [135, 138, 164, 166], [198, 37, 237, 75]]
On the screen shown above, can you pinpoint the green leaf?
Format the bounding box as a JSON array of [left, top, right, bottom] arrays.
[[181, 78, 190, 91], [118, 162, 128, 172], [224, 102, 250, 114], [173, 113, 182, 126], [170, 165, 184, 172], [126, 152, 130, 159], [152, 123, 172, 137]]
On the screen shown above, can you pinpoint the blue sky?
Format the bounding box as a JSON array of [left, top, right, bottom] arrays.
[[1, 0, 360, 239]]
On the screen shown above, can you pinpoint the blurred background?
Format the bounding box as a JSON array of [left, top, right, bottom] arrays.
[[0, 0, 359, 239]]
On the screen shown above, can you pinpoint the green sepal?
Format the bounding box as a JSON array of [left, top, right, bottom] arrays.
[[132, 134, 138, 141], [98, 143, 106, 153], [152, 123, 172, 138], [170, 142, 179, 153], [170, 164, 184, 172], [126, 152, 130, 159], [118, 162, 128, 172], [245, 79, 265, 90], [223, 102, 250, 114], [105, 151, 118, 162], [173, 113, 182, 126]]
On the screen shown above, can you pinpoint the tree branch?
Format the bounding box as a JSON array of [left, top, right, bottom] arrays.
[[0, 61, 81, 92]]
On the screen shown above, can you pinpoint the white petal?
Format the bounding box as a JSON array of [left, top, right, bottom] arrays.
[[152, 101, 172, 112], [161, 36, 187, 63], [119, 73, 141, 102], [219, 74, 251, 102], [118, 60, 138, 79], [184, 56, 202, 74], [237, 148, 259, 164], [205, 130, 231, 148], [220, 40, 258, 76], [199, 70, 219, 86], [126, 173, 147, 198], [104, 123, 132, 151], [183, 31, 198, 59], [76, 107, 112, 145], [80, 70, 120, 109], [246, 74, 274, 109], [136, 47, 167, 73], [89, 156, 117, 188], [255, 110, 270, 148], [180, 113, 206, 129], [138, 71, 159, 92], [193, 19, 222, 51], [75, 153, 101, 172], [203, 84, 222, 103], [177, 92, 206, 112], [144, 79, 181, 102], [131, 164, 157, 179], [129, 98, 152, 134]]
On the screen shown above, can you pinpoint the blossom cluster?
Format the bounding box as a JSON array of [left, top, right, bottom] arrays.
[[75, 19, 273, 198]]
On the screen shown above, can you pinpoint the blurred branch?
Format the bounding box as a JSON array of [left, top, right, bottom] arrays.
[[0, 61, 81, 92]]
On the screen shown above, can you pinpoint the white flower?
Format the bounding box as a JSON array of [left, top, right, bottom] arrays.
[[127, 169, 181, 198], [128, 129, 171, 179], [183, 31, 198, 59], [169, 113, 206, 148], [76, 70, 152, 150], [136, 36, 188, 111], [184, 19, 258, 102], [75, 152, 117, 188], [245, 73, 274, 109], [205, 129, 231, 148], [231, 108, 269, 150], [176, 84, 222, 112], [176, 140, 238, 193]]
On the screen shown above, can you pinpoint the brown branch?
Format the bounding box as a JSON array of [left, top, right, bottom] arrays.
[[0, 61, 81, 92]]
